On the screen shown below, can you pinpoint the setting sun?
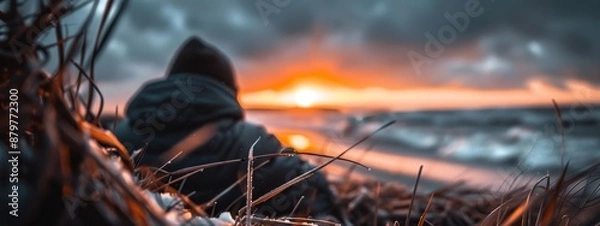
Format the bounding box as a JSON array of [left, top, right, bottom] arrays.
[[293, 88, 321, 108], [288, 134, 311, 151]]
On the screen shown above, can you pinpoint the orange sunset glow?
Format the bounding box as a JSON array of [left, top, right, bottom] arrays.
[[240, 80, 600, 111], [235, 51, 600, 111]]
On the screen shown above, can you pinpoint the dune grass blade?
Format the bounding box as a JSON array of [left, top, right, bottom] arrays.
[[551, 99, 566, 168], [288, 196, 305, 217], [295, 151, 371, 170], [245, 137, 260, 226], [541, 162, 569, 225], [418, 193, 435, 226], [406, 165, 423, 226]]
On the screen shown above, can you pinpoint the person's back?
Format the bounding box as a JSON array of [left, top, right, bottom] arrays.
[[114, 37, 338, 219]]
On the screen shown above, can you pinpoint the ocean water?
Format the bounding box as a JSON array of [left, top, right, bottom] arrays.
[[344, 105, 600, 172]]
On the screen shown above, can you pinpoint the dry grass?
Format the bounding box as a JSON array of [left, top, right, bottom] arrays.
[[2, 1, 600, 225], [330, 164, 600, 225]]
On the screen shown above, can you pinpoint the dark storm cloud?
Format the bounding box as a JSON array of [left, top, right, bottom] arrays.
[[92, 0, 599, 89], [436, 12, 600, 89], [126, 1, 172, 32]]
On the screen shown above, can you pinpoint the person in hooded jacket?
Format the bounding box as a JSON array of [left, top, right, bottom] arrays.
[[113, 36, 339, 220]]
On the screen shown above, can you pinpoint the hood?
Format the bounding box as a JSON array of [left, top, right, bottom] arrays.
[[167, 36, 238, 93]]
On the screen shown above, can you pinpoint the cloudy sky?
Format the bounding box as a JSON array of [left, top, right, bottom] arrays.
[[82, 0, 600, 110]]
